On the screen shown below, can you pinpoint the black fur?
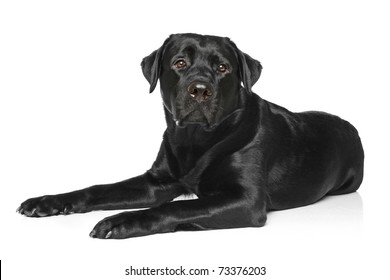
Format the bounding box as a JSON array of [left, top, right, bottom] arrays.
[[18, 33, 364, 239]]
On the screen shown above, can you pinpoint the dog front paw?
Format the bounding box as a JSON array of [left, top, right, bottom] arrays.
[[89, 211, 158, 239], [17, 195, 74, 217]]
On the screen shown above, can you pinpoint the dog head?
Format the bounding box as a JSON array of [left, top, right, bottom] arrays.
[[141, 33, 262, 128]]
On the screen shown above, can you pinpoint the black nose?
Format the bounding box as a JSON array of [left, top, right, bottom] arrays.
[[187, 82, 213, 103]]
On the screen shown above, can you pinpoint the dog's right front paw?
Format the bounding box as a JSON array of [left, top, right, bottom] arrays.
[[17, 195, 74, 217]]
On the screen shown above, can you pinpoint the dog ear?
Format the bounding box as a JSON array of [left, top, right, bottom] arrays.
[[230, 40, 262, 94], [141, 48, 163, 93], [141, 40, 167, 93]]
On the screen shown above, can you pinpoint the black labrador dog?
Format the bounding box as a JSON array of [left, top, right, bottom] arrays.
[[18, 33, 364, 239]]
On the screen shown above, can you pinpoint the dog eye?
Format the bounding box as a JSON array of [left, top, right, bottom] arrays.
[[174, 59, 187, 69], [217, 64, 228, 73]]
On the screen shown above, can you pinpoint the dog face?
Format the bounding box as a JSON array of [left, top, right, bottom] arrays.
[[141, 33, 262, 128]]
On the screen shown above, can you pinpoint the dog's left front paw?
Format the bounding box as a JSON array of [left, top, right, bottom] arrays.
[[90, 211, 156, 239]]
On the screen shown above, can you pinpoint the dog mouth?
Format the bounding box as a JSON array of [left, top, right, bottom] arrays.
[[173, 101, 218, 128], [174, 109, 212, 127], [172, 89, 219, 128]]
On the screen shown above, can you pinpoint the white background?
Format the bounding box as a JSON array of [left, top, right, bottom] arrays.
[[1, 0, 389, 279]]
